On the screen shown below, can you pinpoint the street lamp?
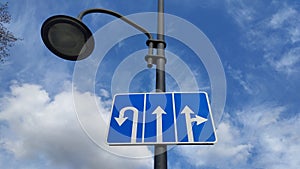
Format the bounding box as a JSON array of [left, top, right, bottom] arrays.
[[41, 15, 94, 61], [41, 8, 160, 63], [41, 1, 167, 169]]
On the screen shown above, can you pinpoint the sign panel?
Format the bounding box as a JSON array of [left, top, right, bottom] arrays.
[[106, 92, 217, 145]]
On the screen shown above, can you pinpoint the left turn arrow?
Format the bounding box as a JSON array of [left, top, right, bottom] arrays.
[[114, 106, 139, 143]]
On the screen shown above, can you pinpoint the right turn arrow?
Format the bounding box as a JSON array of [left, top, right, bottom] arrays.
[[181, 105, 207, 142]]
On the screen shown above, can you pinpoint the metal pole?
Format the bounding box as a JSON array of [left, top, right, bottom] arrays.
[[154, 0, 167, 169]]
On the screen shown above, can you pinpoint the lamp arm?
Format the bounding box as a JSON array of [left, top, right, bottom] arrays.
[[78, 8, 153, 40]]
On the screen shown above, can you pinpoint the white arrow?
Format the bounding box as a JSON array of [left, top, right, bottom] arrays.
[[152, 106, 167, 142], [181, 105, 207, 142], [114, 106, 139, 143], [191, 115, 208, 125]]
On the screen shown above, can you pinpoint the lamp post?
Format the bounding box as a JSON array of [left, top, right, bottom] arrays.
[[154, 1, 167, 169], [41, 0, 167, 169]]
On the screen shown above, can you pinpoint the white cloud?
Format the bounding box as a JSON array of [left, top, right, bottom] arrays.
[[174, 104, 300, 169], [170, 0, 222, 9], [226, 65, 258, 95], [249, 108, 300, 169], [225, 1, 300, 75], [0, 0, 75, 96], [269, 7, 297, 29], [99, 88, 110, 98], [271, 47, 300, 74], [0, 82, 152, 169], [174, 115, 252, 169], [289, 27, 300, 43], [225, 0, 256, 27]]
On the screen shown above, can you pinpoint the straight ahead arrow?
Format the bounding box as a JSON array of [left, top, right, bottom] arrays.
[[152, 106, 167, 142], [181, 105, 207, 142]]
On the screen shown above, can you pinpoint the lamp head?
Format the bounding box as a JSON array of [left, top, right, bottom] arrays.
[[41, 15, 94, 61]]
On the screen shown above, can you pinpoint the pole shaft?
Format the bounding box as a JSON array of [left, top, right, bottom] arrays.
[[154, 0, 167, 169]]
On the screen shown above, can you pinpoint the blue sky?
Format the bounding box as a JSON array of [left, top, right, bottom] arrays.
[[1, 0, 300, 169]]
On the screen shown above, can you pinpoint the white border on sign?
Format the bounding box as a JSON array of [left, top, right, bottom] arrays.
[[106, 91, 217, 146]]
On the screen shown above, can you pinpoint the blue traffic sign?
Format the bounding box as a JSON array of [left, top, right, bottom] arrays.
[[106, 92, 217, 145]]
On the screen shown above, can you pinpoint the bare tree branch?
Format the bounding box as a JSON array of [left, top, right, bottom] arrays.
[[0, 2, 19, 62]]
